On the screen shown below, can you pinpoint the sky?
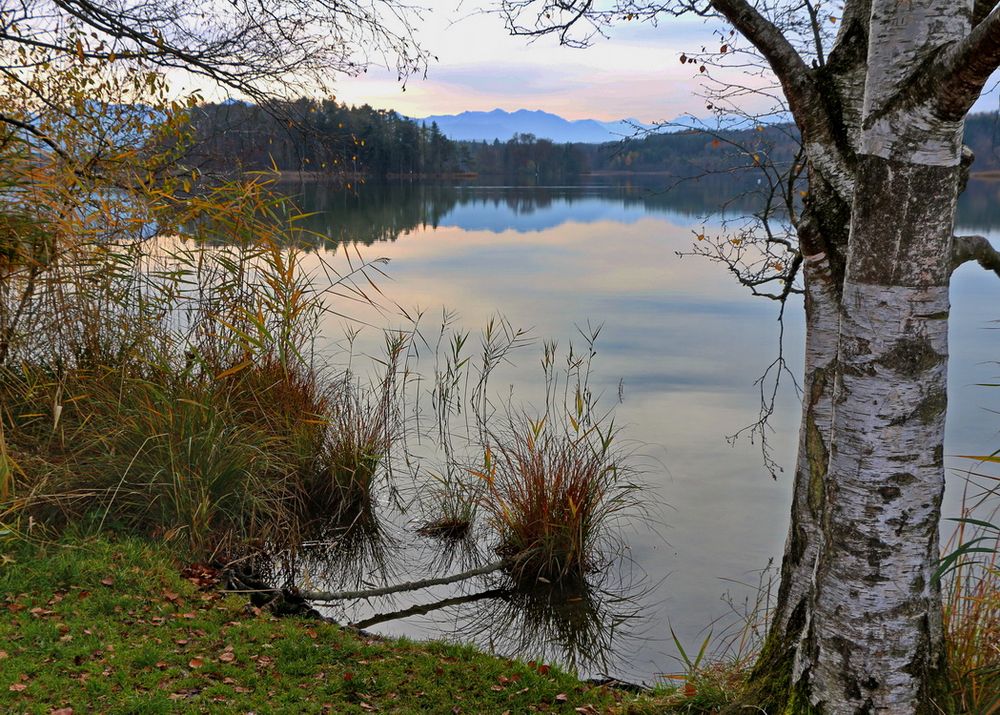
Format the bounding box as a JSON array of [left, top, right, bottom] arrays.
[[322, 1, 1000, 123], [329, 1, 750, 123]]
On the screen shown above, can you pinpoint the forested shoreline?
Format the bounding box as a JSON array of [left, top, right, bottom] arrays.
[[190, 99, 1000, 180]]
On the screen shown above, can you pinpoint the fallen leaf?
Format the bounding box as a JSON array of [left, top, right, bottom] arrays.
[[219, 651, 235, 663], [50, 709, 73, 715], [556, 693, 568, 703], [100, 577, 114, 587], [188, 658, 204, 669], [537, 664, 550, 675], [9, 683, 27, 692]]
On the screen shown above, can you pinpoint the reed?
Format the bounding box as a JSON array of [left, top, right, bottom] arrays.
[[940, 459, 1000, 713], [0, 155, 396, 555]]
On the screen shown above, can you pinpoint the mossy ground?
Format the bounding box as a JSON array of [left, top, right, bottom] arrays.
[[0, 535, 679, 714]]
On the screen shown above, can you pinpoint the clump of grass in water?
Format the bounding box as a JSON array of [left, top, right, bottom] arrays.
[[476, 416, 629, 587], [475, 329, 640, 589], [302, 332, 405, 526]]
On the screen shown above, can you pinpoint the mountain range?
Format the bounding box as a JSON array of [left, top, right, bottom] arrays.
[[414, 108, 656, 144]]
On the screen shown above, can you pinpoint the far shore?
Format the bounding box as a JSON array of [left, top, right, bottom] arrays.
[[268, 168, 1000, 183]]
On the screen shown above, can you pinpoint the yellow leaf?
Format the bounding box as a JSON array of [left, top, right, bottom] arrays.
[[215, 360, 253, 379]]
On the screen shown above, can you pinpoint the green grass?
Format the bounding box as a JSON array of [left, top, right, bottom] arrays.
[[0, 534, 669, 714]]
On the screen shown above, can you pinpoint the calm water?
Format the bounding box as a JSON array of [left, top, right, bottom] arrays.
[[283, 176, 1000, 684]]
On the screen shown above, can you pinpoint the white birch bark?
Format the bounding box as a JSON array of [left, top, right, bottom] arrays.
[[802, 1, 972, 709], [773, 249, 840, 644]]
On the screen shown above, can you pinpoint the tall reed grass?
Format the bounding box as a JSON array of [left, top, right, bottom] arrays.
[[0, 146, 400, 555], [941, 457, 1000, 712]]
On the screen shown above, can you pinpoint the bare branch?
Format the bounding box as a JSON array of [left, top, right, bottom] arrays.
[[931, 4, 1000, 120], [975, 0, 999, 26], [297, 560, 510, 601], [707, 0, 853, 198], [952, 234, 1000, 277]]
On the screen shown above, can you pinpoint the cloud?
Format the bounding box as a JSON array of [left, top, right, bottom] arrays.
[[331, 0, 737, 122]]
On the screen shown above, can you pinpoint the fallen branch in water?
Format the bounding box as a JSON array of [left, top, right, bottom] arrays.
[[351, 588, 509, 630], [222, 559, 511, 612], [299, 560, 510, 602]]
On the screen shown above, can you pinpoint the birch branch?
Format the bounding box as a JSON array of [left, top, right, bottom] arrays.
[[952, 234, 1000, 277], [930, 3, 1000, 119], [298, 560, 510, 602], [708, 0, 854, 199]]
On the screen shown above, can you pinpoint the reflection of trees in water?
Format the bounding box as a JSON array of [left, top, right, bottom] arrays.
[[275, 175, 1000, 253], [957, 179, 1000, 231], [279, 176, 786, 251]]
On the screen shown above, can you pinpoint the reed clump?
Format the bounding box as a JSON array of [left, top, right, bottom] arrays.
[[477, 411, 635, 588], [0, 151, 399, 556]]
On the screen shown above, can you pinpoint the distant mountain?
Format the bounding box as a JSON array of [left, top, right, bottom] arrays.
[[414, 109, 654, 144]]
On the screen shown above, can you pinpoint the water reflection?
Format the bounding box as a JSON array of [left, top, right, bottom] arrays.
[[285, 175, 1000, 250], [275, 175, 1000, 685], [290, 175, 769, 249]]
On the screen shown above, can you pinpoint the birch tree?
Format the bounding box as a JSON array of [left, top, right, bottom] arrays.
[[500, 0, 1000, 710]]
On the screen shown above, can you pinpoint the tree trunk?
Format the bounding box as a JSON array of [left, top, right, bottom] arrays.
[[747, 2, 974, 711], [747, 228, 841, 708], [804, 156, 957, 712], [801, 1, 968, 709]]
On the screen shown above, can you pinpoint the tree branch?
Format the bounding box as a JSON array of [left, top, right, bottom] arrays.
[[931, 4, 1000, 120], [975, 0, 999, 26], [708, 0, 853, 198], [297, 560, 509, 602], [952, 234, 1000, 277], [0, 113, 72, 163]]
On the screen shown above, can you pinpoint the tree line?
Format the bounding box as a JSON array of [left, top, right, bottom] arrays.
[[190, 98, 1000, 183]]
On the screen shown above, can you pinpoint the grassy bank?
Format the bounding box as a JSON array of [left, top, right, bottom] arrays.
[[0, 535, 676, 714]]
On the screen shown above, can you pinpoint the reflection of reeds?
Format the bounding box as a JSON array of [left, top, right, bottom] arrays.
[[465, 573, 646, 677]]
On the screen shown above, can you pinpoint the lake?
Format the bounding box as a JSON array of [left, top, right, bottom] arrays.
[[280, 176, 1000, 684]]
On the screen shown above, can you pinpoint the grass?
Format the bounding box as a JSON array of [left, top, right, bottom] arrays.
[[476, 412, 636, 588], [0, 171, 408, 559], [940, 459, 1000, 713], [0, 533, 669, 714]]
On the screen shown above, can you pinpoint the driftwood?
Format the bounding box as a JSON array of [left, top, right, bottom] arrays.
[[221, 559, 510, 618], [298, 560, 509, 602], [351, 588, 509, 630]]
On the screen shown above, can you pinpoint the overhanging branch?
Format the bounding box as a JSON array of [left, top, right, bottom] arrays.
[[708, 0, 853, 199], [952, 234, 1000, 277], [930, 4, 1000, 120]]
